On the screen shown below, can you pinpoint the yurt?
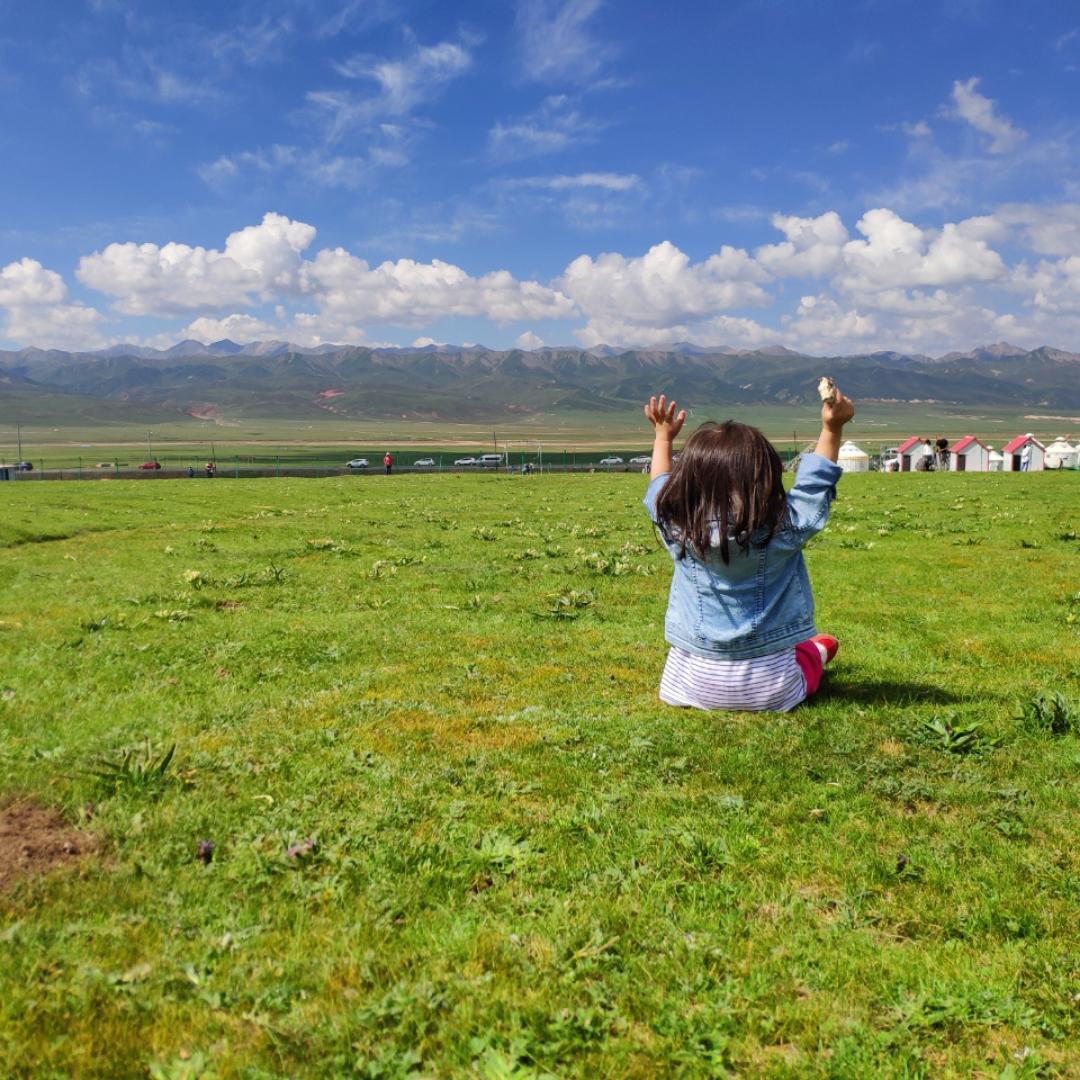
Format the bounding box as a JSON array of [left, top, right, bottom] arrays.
[[988, 450, 1005, 472], [1044, 437, 1078, 469], [837, 440, 870, 473], [896, 436, 934, 472], [949, 436, 991, 472], [1002, 434, 1046, 471]]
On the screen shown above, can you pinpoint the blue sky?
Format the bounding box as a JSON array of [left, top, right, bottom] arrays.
[[2, 0, 1080, 353]]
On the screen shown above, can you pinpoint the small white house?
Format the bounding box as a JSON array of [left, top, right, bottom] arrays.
[[1044, 437, 1078, 469], [988, 450, 1005, 472], [897, 436, 934, 472], [838, 440, 870, 472], [1002, 434, 1046, 472], [949, 436, 991, 472]]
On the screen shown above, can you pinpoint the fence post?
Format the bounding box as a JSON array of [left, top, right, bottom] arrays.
[[276, 455, 280, 478], [78, 456, 83, 480], [234, 455, 239, 479]]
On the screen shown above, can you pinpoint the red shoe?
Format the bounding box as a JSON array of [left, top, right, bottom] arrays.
[[811, 634, 839, 663]]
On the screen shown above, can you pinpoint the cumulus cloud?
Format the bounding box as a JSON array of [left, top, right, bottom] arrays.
[[299, 249, 576, 325], [0, 258, 106, 350], [996, 202, 1080, 256], [514, 329, 545, 349], [559, 240, 770, 346], [76, 212, 316, 315], [837, 208, 1006, 291], [755, 212, 848, 277], [948, 77, 1027, 154]]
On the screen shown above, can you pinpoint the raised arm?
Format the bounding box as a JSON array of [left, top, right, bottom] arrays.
[[814, 388, 855, 461], [644, 394, 687, 479]]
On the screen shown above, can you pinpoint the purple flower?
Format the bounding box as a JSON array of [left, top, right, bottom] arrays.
[[198, 840, 214, 864]]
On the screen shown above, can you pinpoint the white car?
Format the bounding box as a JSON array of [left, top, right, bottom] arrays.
[[629, 455, 652, 465], [454, 456, 477, 466], [415, 457, 436, 467], [478, 453, 504, 466], [599, 456, 624, 466], [346, 458, 370, 469]]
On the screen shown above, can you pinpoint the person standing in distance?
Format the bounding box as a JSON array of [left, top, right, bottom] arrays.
[[383, 451, 394, 476]]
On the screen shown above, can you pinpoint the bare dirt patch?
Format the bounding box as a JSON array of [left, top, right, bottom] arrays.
[[0, 800, 99, 894]]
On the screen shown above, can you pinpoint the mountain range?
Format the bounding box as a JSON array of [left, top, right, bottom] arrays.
[[1, 340, 1078, 424]]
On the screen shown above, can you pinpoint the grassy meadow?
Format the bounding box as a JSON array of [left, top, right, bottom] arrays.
[[1, 470, 1078, 1078], [3, 400, 1076, 471]]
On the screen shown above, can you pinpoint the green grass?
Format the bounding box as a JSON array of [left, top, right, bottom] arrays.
[[4, 399, 1076, 470], [1, 471, 1078, 1078]]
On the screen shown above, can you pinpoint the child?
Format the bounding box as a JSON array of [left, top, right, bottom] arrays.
[[643, 388, 855, 711]]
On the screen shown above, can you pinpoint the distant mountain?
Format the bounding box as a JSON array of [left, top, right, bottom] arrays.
[[1, 340, 1078, 424]]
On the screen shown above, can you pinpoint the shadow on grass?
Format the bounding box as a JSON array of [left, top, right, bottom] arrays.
[[823, 676, 964, 706]]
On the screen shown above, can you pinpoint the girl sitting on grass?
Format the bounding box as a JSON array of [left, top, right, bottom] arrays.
[[643, 388, 854, 711]]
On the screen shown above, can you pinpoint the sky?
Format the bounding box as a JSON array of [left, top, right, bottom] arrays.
[[2, 0, 1080, 355]]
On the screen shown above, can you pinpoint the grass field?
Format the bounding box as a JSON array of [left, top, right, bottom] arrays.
[[1, 470, 1078, 1078], [4, 401, 1078, 471]]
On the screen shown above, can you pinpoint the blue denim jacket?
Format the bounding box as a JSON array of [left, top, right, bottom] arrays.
[[644, 452, 843, 659]]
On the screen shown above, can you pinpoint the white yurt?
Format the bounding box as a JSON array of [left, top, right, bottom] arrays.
[[988, 450, 1005, 472], [838, 440, 870, 473], [1044, 437, 1079, 469]]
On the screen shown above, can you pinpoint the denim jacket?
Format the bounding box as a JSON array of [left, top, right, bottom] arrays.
[[644, 452, 843, 659]]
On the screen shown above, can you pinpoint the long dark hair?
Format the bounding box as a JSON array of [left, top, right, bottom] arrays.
[[655, 420, 788, 562]]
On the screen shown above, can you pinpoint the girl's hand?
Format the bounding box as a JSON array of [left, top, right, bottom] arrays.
[[644, 394, 687, 440], [822, 389, 855, 432]]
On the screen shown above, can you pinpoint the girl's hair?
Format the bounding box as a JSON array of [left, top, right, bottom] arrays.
[[655, 420, 787, 562]]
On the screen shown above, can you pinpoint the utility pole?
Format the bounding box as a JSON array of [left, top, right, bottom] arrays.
[[147, 430, 154, 460], [16, 423, 22, 462]]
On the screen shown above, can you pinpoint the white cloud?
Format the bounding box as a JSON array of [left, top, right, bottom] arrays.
[[755, 211, 848, 277], [559, 240, 769, 345], [311, 39, 472, 142], [180, 313, 283, 343], [299, 249, 576, 325], [948, 77, 1027, 154], [208, 17, 291, 66], [503, 171, 640, 191], [489, 95, 597, 160], [996, 202, 1080, 256], [901, 120, 932, 138], [0, 258, 106, 350], [838, 208, 1006, 291], [514, 330, 545, 349], [76, 212, 316, 315], [516, 0, 613, 83]]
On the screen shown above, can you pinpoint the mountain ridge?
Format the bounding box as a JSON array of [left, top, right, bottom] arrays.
[[2, 340, 1078, 423]]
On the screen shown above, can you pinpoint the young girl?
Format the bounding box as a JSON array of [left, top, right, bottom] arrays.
[[643, 389, 855, 711]]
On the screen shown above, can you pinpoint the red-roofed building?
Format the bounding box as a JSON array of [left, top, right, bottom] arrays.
[[1001, 434, 1045, 471], [949, 436, 991, 472], [897, 436, 933, 472]]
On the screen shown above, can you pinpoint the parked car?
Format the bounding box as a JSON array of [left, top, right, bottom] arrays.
[[478, 453, 504, 466], [414, 457, 436, 467], [14, 461, 33, 471], [629, 455, 652, 465], [599, 456, 624, 466], [454, 456, 477, 465], [138, 460, 161, 470], [345, 458, 370, 469]]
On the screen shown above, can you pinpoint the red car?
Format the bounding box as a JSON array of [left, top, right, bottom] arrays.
[[139, 460, 162, 470]]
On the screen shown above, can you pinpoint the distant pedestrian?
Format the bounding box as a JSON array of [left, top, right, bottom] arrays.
[[187, 466, 195, 478], [205, 461, 216, 478], [936, 437, 949, 471], [1020, 443, 1032, 472], [383, 451, 394, 476]]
